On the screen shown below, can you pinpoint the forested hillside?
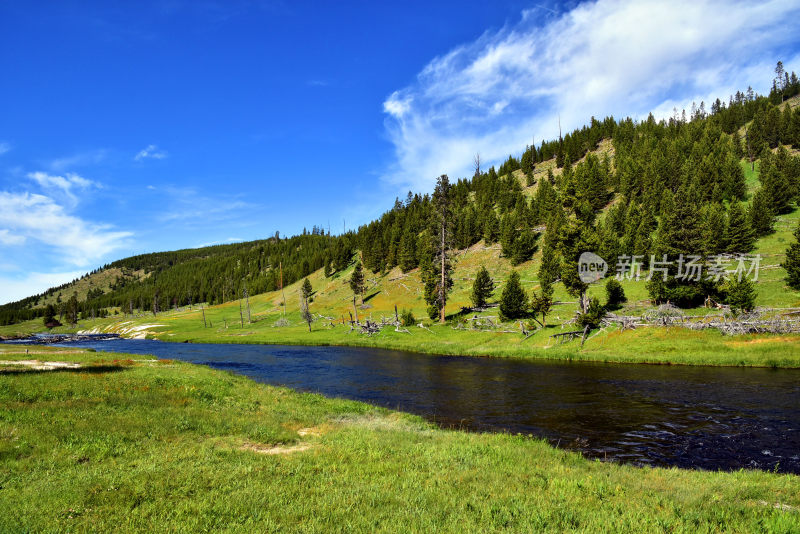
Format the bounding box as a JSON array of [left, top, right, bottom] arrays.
[[3, 63, 800, 327]]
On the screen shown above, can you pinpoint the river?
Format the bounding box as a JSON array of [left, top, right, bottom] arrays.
[[46, 338, 800, 474]]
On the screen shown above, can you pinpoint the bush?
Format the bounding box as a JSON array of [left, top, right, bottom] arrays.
[[577, 297, 605, 330], [726, 276, 757, 315], [400, 309, 416, 327], [605, 279, 627, 311]]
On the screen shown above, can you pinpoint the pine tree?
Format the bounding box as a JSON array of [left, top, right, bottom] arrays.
[[510, 230, 537, 265], [349, 261, 365, 304], [482, 212, 500, 244], [529, 279, 554, 327], [577, 296, 605, 330], [499, 270, 528, 320], [605, 279, 627, 311], [301, 278, 313, 300], [538, 239, 561, 287], [761, 163, 793, 215], [431, 174, 454, 323], [725, 202, 755, 254], [782, 222, 800, 290], [499, 213, 516, 257], [398, 226, 418, 272], [471, 266, 494, 308], [726, 276, 757, 315], [748, 188, 775, 236], [701, 203, 727, 256], [647, 187, 709, 306]]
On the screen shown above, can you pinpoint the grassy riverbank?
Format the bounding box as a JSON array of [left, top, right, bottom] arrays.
[[5, 308, 800, 368], [1, 346, 798, 532]]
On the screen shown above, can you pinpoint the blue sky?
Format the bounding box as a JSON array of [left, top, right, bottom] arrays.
[[1, 0, 800, 304]]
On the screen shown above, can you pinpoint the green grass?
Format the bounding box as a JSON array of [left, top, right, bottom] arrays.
[[1, 347, 797, 532]]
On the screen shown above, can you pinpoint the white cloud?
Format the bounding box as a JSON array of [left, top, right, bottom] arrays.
[[0, 191, 132, 267], [135, 144, 168, 161], [26, 171, 98, 207], [27, 171, 95, 191], [0, 142, 10, 155], [0, 270, 87, 305], [382, 0, 800, 191]]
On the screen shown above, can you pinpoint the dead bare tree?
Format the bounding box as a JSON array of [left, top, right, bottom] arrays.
[[243, 286, 251, 324]]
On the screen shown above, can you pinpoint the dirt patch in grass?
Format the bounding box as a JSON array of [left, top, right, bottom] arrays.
[[241, 442, 313, 455], [0, 360, 81, 370], [725, 336, 800, 347]]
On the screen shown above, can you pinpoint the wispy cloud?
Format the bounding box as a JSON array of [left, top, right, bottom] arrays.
[[150, 186, 256, 224], [0, 142, 10, 156], [0, 229, 25, 246], [135, 144, 168, 161], [0, 191, 132, 267], [382, 0, 800, 191], [49, 149, 107, 171]]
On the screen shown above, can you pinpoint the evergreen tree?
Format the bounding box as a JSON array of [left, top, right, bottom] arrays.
[[499, 271, 528, 320], [647, 187, 709, 306], [559, 220, 598, 310], [471, 266, 494, 308], [538, 239, 561, 286], [605, 279, 627, 311], [398, 226, 418, 272], [482, 212, 500, 244], [529, 279, 554, 327], [499, 213, 517, 258], [66, 292, 78, 326], [577, 297, 605, 330], [510, 231, 537, 265], [42, 304, 56, 326], [782, 222, 800, 290], [301, 278, 313, 300], [748, 188, 775, 236], [701, 203, 727, 256], [725, 202, 755, 254], [726, 276, 757, 315], [349, 261, 366, 304], [761, 163, 793, 215], [431, 175, 454, 323]]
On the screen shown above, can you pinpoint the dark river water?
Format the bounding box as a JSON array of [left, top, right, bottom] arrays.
[[42, 338, 800, 473]]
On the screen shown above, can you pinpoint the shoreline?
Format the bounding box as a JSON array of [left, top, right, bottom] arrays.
[[6, 325, 800, 369]]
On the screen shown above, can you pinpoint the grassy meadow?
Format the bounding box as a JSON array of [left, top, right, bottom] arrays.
[[1, 346, 798, 532]]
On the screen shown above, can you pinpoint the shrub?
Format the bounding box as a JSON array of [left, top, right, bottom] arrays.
[[605, 279, 627, 311], [400, 309, 416, 327]]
